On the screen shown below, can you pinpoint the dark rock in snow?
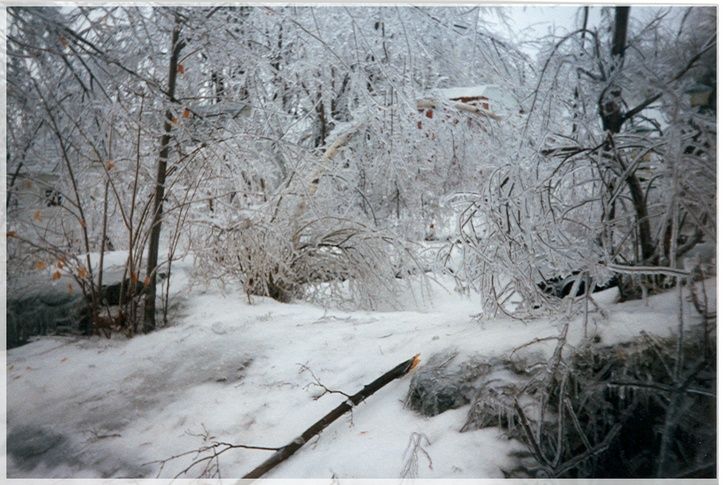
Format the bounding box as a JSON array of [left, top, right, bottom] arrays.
[[6, 274, 147, 349], [7, 290, 89, 349], [406, 350, 493, 416], [407, 349, 536, 428]]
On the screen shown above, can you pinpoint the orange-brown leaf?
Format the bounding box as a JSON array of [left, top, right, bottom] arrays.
[[56, 259, 65, 269], [171, 116, 179, 125], [77, 266, 89, 279], [59, 35, 68, 48], [106, 160, 115, 171], [130, 271, 138, 285], [182, 108, 191, 119], [176, 63, 185, 74], [33, 210, 42, 222], [51, 270, 62, 281], [35, 261, 47, 271], [67, 283, 75, 294]]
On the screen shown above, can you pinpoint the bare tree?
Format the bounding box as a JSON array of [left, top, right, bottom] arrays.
[[143, 11, 185, 332]]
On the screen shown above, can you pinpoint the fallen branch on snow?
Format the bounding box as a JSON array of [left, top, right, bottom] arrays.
[[243, 353, 421, 478], [144, 354, 421, 479]]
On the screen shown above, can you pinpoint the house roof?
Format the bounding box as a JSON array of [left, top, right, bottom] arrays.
[[435, 85, 496, 100], [430, 84, 517, 116]]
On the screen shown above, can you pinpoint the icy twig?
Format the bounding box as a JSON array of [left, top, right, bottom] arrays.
[[298, 363, 352, 400], [400, 432, 433, 478], [142, 425, 280, 479]]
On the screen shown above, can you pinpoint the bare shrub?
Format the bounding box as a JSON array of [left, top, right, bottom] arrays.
[[193, 197, 426, 310], [463, 325, 716, 478]]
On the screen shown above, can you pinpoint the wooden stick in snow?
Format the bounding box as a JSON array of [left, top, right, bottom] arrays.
[[242, 354, 421, 479]]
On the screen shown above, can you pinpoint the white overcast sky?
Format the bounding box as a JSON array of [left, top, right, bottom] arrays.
[[482, 6, 595, 56], [501, 5, 585, 37], [492, 5, 690, 51]]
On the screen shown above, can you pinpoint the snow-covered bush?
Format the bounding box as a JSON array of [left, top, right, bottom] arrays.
[[191, 150, 428, 309]]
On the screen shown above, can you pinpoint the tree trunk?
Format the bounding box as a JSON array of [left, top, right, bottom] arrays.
[[143, 14, 184, 332], [600, 7, 656, 265], [611, 7, 630, 61], [614, 6, 654, 265], [600, 7, 660, 300], [626, 171, 655, 262], [598, 7, 630, 133]]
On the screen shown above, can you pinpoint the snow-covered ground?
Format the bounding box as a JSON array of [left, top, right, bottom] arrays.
[[5, 256, 716, 479]]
